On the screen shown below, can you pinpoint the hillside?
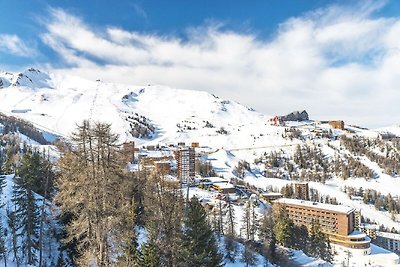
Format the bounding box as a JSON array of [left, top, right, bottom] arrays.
[[1, 69, 400, 266]]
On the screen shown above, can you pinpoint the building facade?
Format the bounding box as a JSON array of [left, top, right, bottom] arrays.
[[293, 182, 309, 200], [274, 198, 371, 254], [375, 232, 400, 253], [175, 146, 195, 183]]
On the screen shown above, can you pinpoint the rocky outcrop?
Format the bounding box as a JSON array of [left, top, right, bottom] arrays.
[[280, 110, 309, 122]]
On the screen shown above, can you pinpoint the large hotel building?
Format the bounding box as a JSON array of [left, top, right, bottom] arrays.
[[274, 198, 371, 255]]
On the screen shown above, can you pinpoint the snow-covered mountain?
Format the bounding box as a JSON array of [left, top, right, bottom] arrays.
[[0, 69, 291, 149], [2, 69, 400, 266]]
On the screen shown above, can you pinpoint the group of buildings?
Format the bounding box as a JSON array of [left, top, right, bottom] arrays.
[[122, 140, 399, 264]]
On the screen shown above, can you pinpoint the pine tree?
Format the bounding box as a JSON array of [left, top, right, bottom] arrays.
[[259, 210, 277, 263], [3, 148, 15, 175], [273, 204, 293, 247], [224, 194, 236, 236], [309, 220, 333, 263], [268, 232, 277, 263], [13, 152, 41, 266], [141, 241, 160, 267], [182, 196, 223, 267]]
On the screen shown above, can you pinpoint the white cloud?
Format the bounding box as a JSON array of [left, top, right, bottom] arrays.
[[41, 2, 400, 128], [0, 34, 36, 57]]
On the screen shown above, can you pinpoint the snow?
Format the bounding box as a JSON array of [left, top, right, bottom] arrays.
[[0, 175, 63, 266], [1, 68, 400, 266], [290, 249, 331, 266], [274, 198, 355, 214]]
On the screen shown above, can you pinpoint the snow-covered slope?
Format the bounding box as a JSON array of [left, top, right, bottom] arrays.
[[1, 69, 400, 264], [0, 69, 290, 150], [0, 175, 63, 266]]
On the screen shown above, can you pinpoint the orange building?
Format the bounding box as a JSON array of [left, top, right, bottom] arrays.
[[328, 120, 345, 130], [274, 198, 371, 253]]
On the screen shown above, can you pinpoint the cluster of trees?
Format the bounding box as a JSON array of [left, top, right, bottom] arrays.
[[331, 154, 375, 180], [341, 136, 400, 176], [0, 112, 49, 145], [280, 184, 339, 205], [265, 205, 333, 263], [126, 114, 155, 139], [258, 145, 331, 183], [344, 186, 400, 215], [196, 159, 216, 177], [234, 160, 251, 178], [55, 121, 223, 266], [258, 142, 377, 183], [0, 141, 55, 266]]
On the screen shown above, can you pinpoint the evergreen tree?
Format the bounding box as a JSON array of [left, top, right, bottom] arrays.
[[293, 225, 308, 252], [182, 196, 223, 267], [13, 152, 41, 266], [309, 220, 333, 263], [141, 241, 160, 267], [259, 210, 277, 263], [3, 148, 15, 175], [273, 204, 294, 247], [241, 201, 251, 240], [224, 194, 236, 236]]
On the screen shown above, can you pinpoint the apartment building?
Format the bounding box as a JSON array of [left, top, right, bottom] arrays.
[[274, 198, 371, 254], [175, 146, 195, 183], [375, 232, 400, 253]]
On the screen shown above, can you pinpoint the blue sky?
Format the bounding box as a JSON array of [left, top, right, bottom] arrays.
[[0, 0, 330, 67], [1, 0, 400, 127]]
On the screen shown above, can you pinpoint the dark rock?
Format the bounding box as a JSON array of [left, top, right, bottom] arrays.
[[280, 110, 309, 122]]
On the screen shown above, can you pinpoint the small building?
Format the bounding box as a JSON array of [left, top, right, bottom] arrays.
[[328, 120, 345, 130], [261, 192, 283, 203], [293, 182, 309, 200], [379, 132, 398, 140], [359, 223, 378, 239], [212, 182, 236, 194], [191, 142, 200, 148]]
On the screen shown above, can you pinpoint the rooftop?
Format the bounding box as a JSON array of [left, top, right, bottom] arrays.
[[377, 231, 400, 240], [214, 182, 235, 189], [274, 198, 355, 214]]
